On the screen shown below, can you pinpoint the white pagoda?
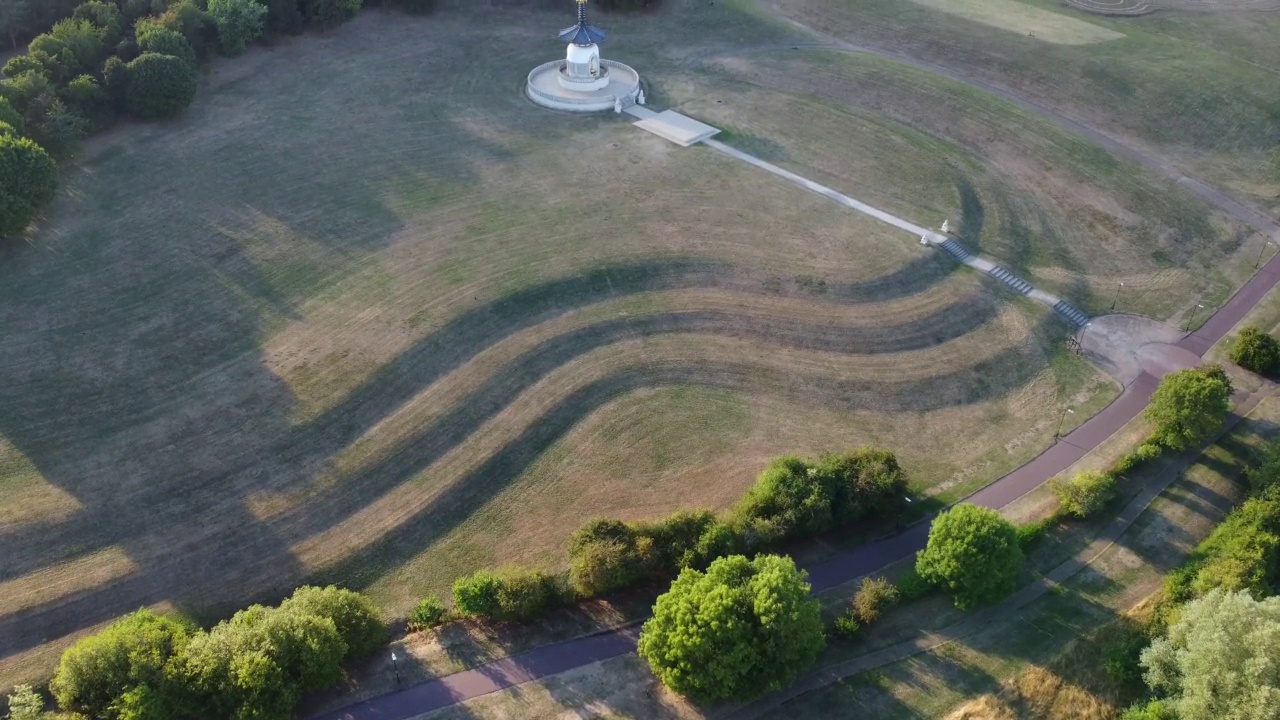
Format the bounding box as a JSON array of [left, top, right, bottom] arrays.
[[526, 0, 642, 112]]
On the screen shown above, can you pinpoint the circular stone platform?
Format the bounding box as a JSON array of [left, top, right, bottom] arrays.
[[526, 59, 641, 112]]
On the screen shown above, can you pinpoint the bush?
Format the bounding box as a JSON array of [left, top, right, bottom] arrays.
[[851, 576, 899, 625], [637, 555, 825, 702], [1135, 441, 1163, 462], [71, 0, 125, 45], [568, 537, 648, 597], [30, 98, 87, 158], [0, 133, 58, 238], [125, 52, 197, 119], [1119, 700, 1175, 720], [280, 585, 387, 660], [916, 504, 1023, 610], [1230, 325, 1280, 376], [101, 55, 129, 112], [1016, 517, 1053, 551], [733, 455, 833, 543], [833, 614, 860, 639], [814, 446, 908, 523], [60, 74, 112, 130], [303, 0, 362, 28], [688, 518, 741, 570], [408, 596, 448, 631], [50, 609, 192, 718], [895, 566, 934, 600], [4, 685, 45, 720], [1050, 470, 1117, 518], [452, 569, 504, 618], [1145, 364, 1233, 451], [494, 569, 563, 621], [1186, 496, 1280, 598], [1101, 621, 1149, 693], [155, 0, 218, 61], [135, 23, 197, 68], [174, 603, 347, 720], [636, 509, 717, 574], [1248, 437, 1280, 498], [208, 0, 268, 56]]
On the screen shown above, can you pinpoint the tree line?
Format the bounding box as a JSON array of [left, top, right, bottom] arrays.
[[0, 0, 440, 242]]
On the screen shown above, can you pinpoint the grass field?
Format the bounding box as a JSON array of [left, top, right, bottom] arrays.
[[0, 1, 1137, 688], [769, 0, 1280, 217], [414, 399, 1280, 720]]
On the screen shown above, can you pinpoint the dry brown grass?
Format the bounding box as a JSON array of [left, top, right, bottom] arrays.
[[0, 3, 1116, 689]]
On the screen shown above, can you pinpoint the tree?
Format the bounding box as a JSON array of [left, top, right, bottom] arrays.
[[135, 23, 196, 68], [0, 133, 57, 238], [1230, 326, 1280, 376], [49, 609, 192, 719], [916, 503, 1023, 610], [207, 0, 266, 55], [29, 18, 106, 83], [814, 447, 908, 523], [0, 95, 23, 132], [60, 73, 112, 130], [1140, 589, 1280, 720], [71, 0, 124, 45], [1119, 700, 1175, 720], [1050, 469, 1117, 518], [125, 53, 197, 120], [734, 455, 833, 544], [302, 0, 362, 29], [4, 685, 45, 720], [0, 1, 32, 51], [1144, 365, 1233, 451], [567, 518, 649, 596], [29, 97, 86, 158], [154, 0, 217, 61], [279, 585, 386, 660], [636, 554, 825, 702]]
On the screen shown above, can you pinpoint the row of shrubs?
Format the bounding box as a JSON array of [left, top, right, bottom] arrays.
[[406, 448, 911, 628], [20, 585, 385, 720], [0, 0, 441, 241]]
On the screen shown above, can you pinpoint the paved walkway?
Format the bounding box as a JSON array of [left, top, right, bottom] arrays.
[[702, 139, 1090, 326]]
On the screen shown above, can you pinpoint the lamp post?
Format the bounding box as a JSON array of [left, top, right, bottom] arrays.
[[1256, 240, 1274, 269], [1185, 303, 1205, 332], [1055, 407, 1074, 443], [1110, 281, 1124, 311], [391, 651, 402, 688]]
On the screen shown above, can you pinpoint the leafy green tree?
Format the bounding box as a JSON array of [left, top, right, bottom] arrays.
[[29, 97, 86, 157], [407, 596, 448, 631], [279, 585, 386, 660], [207, 0, 266, 55], [1183, 496, 1280, 599], [1141, 589, 1280, 720], [174, 604, 346, 720], [0, 133, 57, 238], [567, 518, 649, 596], [734, 455, 832, 544], [1144, 365, 1233, 451], [1230, 325, 1280, 376], [101, 55, 129, 112], [814, 447, 908, 522], [135, 23, 196, 68], [154, 0, 217, 61], [4, 684, 45, 720], [637, 554, 825, 702], [125, 53, 197, 119], [71, 0, 123, 45], [49, 609, 192, 719], [2, 53, 49, 80], [1050, 469, 1117, 518], [302, 0, 362, 29], [29, 18, 106, 82], [915, 503, 1023, 610], [493, 569, 562, 621], [60, 73, 111, 130]]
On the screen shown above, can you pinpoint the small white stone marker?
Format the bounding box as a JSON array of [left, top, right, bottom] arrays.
[[637, 89, 645, 105], [941, 219, 950, 233], [614, 97, 622, 113], [920, 234, 928, 245]]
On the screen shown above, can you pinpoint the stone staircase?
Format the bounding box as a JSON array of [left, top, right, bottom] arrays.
[[935, 236, 1090, 328], [987, 265, 1034, 295], [1053, 300, 1091, 327]]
